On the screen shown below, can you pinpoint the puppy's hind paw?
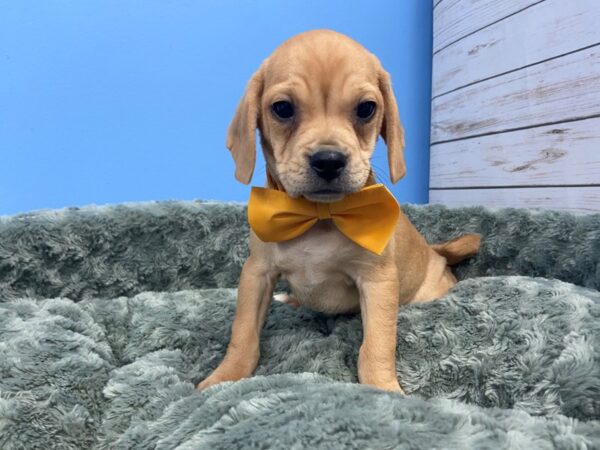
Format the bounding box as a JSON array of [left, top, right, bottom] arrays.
[[273, 293, 301, 308]]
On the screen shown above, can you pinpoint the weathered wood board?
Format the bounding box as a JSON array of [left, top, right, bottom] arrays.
[[429, 187, 600, 214], [431, 45, 600, 143], [433, 0, 600, 97], [433, 0, 541, 53], [430, 118, 600, 188], [430, 0, 600, 212]]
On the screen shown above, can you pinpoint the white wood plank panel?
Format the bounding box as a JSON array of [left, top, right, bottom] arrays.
[[430, 118, 600, 188], [430, 46, 600, 143], [433, 0, 600, 97], [429, 187, 600, 214], [433, 0, 541, 53]]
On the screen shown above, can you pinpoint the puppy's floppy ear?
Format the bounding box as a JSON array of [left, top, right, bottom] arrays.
[[226, 69, 264, 184], [378, 69, 406, 184]]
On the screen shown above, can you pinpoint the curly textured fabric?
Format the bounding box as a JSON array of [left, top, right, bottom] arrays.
[[0, 201, 599, 449], [1, 202, 599, 302]]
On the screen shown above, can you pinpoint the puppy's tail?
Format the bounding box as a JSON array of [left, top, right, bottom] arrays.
[[431, 234, 481, 266]]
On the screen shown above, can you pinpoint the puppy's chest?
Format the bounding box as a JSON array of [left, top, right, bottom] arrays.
[[273, 222, 350, 273], [272, 222, 361, 313]]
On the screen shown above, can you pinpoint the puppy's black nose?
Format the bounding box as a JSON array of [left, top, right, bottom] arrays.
[[309, 151, 347, 181]]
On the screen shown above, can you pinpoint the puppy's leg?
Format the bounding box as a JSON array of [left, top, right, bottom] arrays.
[[431, 233, 481, 265], [357, 273, 404, 393], [197, 256, 276, 390]]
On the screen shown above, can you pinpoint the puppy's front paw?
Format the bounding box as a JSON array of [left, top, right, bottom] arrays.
[[196, 373, 224, 391], [358, 351, 406, 394], [196, 364, 252, 391], [363, 378, 406, 394], [374, 379, 405, 394]]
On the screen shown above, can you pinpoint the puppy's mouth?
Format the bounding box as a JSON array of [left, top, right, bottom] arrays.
[[303, 189, 347, 203]]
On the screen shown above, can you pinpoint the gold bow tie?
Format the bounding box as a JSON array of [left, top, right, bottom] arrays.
[[247, 184, 400, 255]]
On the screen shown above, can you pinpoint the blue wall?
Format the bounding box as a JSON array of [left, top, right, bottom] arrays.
[[0, 1, 432, 215]]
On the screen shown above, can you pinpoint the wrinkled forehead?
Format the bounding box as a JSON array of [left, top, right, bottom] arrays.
[[262, 37, 381, 101]]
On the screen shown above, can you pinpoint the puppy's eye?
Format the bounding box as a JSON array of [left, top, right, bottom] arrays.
[[271, 101, 295, 120], [356, 101, 376, 121]]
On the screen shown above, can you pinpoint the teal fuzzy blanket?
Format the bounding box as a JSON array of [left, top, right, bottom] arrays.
[[1, 201, 599, 449]]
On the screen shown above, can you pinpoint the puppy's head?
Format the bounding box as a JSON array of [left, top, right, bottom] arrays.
[[227, 30, 405, 202]]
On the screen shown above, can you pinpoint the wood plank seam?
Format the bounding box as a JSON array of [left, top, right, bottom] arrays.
[[433, 0, 545, 56], [430, 117, 600, 189], [431, 114, 600, 146], [431, 43, 600, 142], [429, 187, 600, 213], [430, 184, 600, 190], [433, 42, 600, 101]]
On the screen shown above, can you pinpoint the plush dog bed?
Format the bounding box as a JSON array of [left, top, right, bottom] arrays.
[[1, 201, 599, 449]]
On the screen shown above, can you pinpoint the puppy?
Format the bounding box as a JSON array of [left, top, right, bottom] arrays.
[[198, 30, 480, 393]]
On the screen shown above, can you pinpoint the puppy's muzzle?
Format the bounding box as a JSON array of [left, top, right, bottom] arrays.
[[309, 151, 347, 181]]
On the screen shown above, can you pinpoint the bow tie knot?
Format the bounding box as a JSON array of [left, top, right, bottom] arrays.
[[316, 202, 332, 220], [247, 184, 400, 255]]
